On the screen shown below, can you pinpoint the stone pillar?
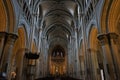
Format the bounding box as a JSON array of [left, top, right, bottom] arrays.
[[41, 36, 46, 77], [67, 42, 71, 76], [0, 33, 18, 79], [74, 28, 80, 79], [38, 54, 43, 78], [0, 32, 7, 65], [87, 49, 94, 80], [16, 48, 26, 80], [28, 59, 36, 80], [45, 37, 49, 76], [35, 59, 40, 79], [97, 34, 115, 80], [87, 48, 101, 80], [42, 36, 48, 77], [79, 55, 84, 80], [85, 49, 89, 80], [35, 28, 42, 79], [71, 36, 75, 77], [40, 56, 42, 77], [107, 33, 120, 79]]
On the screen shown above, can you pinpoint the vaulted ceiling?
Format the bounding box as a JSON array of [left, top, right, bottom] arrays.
[[38, 0, 79, 50]]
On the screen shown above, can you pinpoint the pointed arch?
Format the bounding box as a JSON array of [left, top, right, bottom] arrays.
[[89, 26, 98, 49], [2, 0, 16, 32], [0, 0, 7, 31], [100, 0, 120, 33]]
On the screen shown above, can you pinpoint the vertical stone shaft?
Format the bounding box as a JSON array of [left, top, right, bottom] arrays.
[[0, 33, 18, 79]]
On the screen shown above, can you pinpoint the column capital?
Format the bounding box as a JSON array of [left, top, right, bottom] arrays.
[[7, 33, 18, 40], [0, 32, 7, 38], [107, 32, 118, 39], [97, 34, 108, 46], [107, 32, 119, 45], [87, 48, 97, 53], [6, 33, 18, 45]]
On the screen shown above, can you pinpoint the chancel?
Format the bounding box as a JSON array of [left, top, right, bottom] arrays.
[[0, 0, 120, 80]]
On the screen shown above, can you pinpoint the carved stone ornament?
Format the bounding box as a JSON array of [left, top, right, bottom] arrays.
[[97, 34, 108, 46], [107, 32, 119, 44]]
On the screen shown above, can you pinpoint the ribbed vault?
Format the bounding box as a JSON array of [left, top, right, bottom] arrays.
[[37, 0, 79, 51]]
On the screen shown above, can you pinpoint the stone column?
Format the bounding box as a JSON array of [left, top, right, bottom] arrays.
[[28, 59, 36, 80], [0, 32, 7, 65], [71, 36, 75, 77], [97, 34, 115, 80], [42, 36, 48, 77], [87, 48, 94, 80], [35, 28, 42, 79], [87, 48, 101, 80], [67, 41, 71, 76], [39, 54, 43, 78], [74, 28, 80, 79], [107, 33, 120, 79], [41, 36, 46, 77], [35, 59, 40, 79], [85, 49, 90, 80], [79, 55, 84, 80], [40, 36, 44, 77], [0, 33, 18, 79], [45, 37, 49, 76], [16, 48, 27, 80]]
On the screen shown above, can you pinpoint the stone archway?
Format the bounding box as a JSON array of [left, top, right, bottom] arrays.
[[107, 0, 120, 32], [88, 27, 103, 80], [101, 0, 120, 33], [116, 19, 120, 53], [100, 0, 120, 79], [0, 0, 15, 32], [0, 0, 15, 62], [13, 26, 27, 80], [0, 0, 7, 32], [107, 1, 120, 78]]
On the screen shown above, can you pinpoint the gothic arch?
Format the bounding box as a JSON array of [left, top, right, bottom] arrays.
[[18, 27, 26, 48], [116, 18, 120, 35], [12, 26, 28, 80], [89, 27, 98, 49], [0, 0, 16, 32], [100, 0, 120, 33], [18, 24, 29, 47], [87, 22, 97, 42], [13, 26, 27, 59], [0, 0, 7, 31], [88, 26, 103, 80], [108, 0, 120, 32], [100, 0, 110, 33]]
